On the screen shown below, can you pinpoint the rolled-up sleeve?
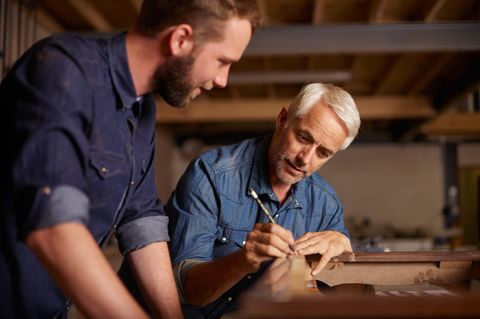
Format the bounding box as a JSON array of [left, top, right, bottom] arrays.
[[173, 259, 204, 303], [116, 215, 169, 254], [9, 42, 93, 239], [26, 185, 90, 232], [116, 99, 171, 255]]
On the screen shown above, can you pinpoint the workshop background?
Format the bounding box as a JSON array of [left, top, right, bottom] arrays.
[[1, 0, 479, 253]]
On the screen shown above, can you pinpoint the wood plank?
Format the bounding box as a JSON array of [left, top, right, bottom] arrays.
[[425, 0, 448, 22], [311, 251, 480, 263], [127, 0, 142, 13], [308, 251, 480, 288], [313, 261, 472, 287], [239, 294, 480, 318], [66, 0, 112, 32], [156, 96, 434, 123], [408, 54, 452, 95], [421, 113, 480, 136], [37, 8, 64, 33], [369, 0, 389, 23]]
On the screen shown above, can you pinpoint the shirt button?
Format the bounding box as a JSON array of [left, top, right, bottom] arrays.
[[242, 240, 246, 246], [227, 297, 233, 302], [130, 180, 135, 185], [247, 275, 252, 279], [100, 167, 109, 174], [222, 237, 227, 242], [41, 186, 52, 195]]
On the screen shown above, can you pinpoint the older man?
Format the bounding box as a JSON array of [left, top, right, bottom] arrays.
[[165, 83, 361, 318], [0, 1, 260, 318]]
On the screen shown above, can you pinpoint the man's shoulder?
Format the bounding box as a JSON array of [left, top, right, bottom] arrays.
[[42, 33, 106, 53], [29, 34, 107, 70], [197, 137, 263, 173]]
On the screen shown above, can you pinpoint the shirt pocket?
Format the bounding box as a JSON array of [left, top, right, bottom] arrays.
[[87, 151, 129, 209], [214, 226, 249, 258]]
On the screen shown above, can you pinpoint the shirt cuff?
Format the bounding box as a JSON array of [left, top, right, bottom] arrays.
[[116, 215, 169, 255], [173, 259, 205, 303], [29, 185, 90, 231]]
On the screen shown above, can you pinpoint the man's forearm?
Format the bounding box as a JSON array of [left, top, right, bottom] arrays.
[[26, 223, 147, 319], [183, 250, 252, 307], [128, 242, 183, 319]]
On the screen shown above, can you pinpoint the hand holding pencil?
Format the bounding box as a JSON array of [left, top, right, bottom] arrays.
[[249, 187, 296, 254]]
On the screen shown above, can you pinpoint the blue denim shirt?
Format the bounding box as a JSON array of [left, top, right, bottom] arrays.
[[0, 32, 169, 318], [165, 136, 348, 318]]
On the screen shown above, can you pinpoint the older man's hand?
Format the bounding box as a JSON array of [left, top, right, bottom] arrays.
[[294, 231, 352, 275], [241, 223, 295, 273]]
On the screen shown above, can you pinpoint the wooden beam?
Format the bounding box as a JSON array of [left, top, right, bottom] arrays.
[[369, 0, 389, 23], [310, 251, 479, 286], [408, 54, 452, 95], [356, 96, 434, 119], [156, 96, 434, 123], [312, 0, 325, 24], [433, 60, 480, 111], [421, 113, 480, 136], [127, 0, 142, 14], [258, 0, 269, 25], [374, 55, 406, 95], [228, 70, 351, 84], [245, 24, 480, 55], [66, 0, 112, 32], [425, 0, 447, 22], [36, 8, 64, 33], [373, 0, 450, 97]]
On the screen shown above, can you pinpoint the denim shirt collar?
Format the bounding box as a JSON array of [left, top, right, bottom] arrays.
[[108, 32, 138, 110], [247, 134, 304, 209]]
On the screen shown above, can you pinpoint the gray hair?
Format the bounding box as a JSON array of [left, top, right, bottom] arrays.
[[287, 83, 360, 150]]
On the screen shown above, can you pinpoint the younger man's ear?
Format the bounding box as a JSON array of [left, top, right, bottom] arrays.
[[169, 24, 194, 56]]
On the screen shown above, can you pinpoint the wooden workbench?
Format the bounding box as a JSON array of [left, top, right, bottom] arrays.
[[238, 251, 480, 318]]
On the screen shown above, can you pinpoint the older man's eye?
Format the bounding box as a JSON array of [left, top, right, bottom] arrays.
[[297, 134, 307, 143], [317, 148, 331, 158]]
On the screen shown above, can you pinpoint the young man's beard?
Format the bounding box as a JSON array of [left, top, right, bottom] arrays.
[[150, 54, 195, 108]]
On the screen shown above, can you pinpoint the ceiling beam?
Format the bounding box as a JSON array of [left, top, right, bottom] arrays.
[[369, 0, 389, 23], [127, 0, 142, 14], [66, 0, 112, 32], [245, 23, 480, 55], [425, 0, 447, 22], [156, 96, 434, 123], [421, 113, 480, 136], [228, 70, 351, 85], [312, 0, 325, 24], [433, 60, 480, 111], [36, 8, 64, 33], [374, 0, 449, 96], [408, 54, 452, 95]]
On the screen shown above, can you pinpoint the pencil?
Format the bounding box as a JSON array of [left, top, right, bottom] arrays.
[[249, 187, 296, 253], [249, 187, 276, 223]]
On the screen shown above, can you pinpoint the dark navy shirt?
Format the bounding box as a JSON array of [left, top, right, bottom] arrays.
[[165, 136, 348, 318], [0, 32, 169, 318]]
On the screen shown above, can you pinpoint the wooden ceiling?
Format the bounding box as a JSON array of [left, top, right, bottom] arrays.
[[34, 0, 480, 144]]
